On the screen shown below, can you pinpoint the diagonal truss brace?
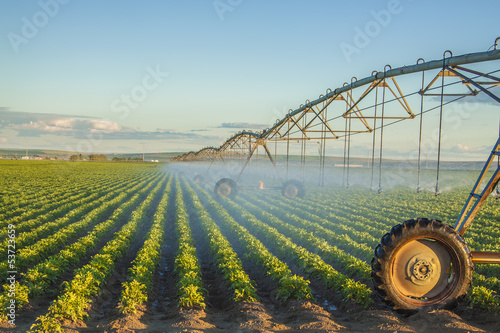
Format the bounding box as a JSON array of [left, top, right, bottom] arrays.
[[343, 77, 415, 121], [420, 68, 478, 97], [455, 136, 500, 235], [235, 138, 276, 182], [445, 66, 500, 103]]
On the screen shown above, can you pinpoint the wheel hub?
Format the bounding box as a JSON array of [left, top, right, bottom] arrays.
[[392, 239, 452, 298], [408, 256, 436, 285], [413, 260, 433, 280], [284, 185, 298, 198], [217, 184, 231, 197]]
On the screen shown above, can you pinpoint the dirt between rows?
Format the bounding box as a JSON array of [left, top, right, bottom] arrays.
[[5, 277, 498, 333], [46, 298, 498, 333]]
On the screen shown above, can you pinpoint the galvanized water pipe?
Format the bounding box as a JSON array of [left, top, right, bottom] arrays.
[[262, 49, 500, 139]]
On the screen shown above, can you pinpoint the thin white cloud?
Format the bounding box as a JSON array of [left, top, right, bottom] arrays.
[[52, 118, 76, 128], [12, 120, 74, 133], [9, 119, 123, 136], [88, 119, 122, 132], [0, 108, 218, 143], [454, 144, 485, 153]]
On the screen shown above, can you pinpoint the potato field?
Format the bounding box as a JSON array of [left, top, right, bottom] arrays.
[[1, 160, 499, 332]]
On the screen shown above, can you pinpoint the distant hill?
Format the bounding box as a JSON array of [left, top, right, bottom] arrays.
[[0, 148, 71, 159], [0, 148, 182, 162]]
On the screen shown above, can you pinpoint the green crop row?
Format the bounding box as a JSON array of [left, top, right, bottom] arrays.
[[258, 192, 378, 248], [0, 171, 156, 249], [28, 176, 166, 332], [0, 174, 158, 283], [173, 178, 206, 309], [191, 181, 313, 302], [297, 194, 390, 240], [0, 161, 153, 221], [1, 188, 92, 226], [0, 170, 125, 223], [119, 176, 173, 314], [0, 169, 149, 236], [238, 194, 371, 282], [219, 195, 373, 308], [0, 173, 160, 322], [3, 190, 114, 249], [182, 180, 259, 303], [245, 193, 373, 263]]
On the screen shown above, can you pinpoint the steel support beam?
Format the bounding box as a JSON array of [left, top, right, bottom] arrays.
[[471, 251, 500, 265]]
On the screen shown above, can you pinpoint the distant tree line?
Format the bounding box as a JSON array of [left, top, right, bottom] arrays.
[[69, 154, 84, 161], [69, 154, 107, 162], [111, 157, 144, 162], [89, 154, 108, 161]]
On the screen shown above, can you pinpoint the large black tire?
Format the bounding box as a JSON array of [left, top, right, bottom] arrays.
[[214, 178, 238, 198], [371, 218, 473, 314], [281, 180, 305, 199]]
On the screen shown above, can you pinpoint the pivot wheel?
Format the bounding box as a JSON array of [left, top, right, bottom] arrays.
[[194, 174, 205, 184], [214, 178, 238, 198], [371, 218, 473, 313], [281, 180, 305, 199]]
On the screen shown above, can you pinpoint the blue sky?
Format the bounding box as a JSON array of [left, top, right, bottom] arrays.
[[1, 0, 499, 159]]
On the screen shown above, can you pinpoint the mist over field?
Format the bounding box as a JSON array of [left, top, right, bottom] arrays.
[[168, 158, 487, 194]]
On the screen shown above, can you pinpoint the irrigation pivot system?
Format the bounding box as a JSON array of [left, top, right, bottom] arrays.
[[173, 37, 500, 312]]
